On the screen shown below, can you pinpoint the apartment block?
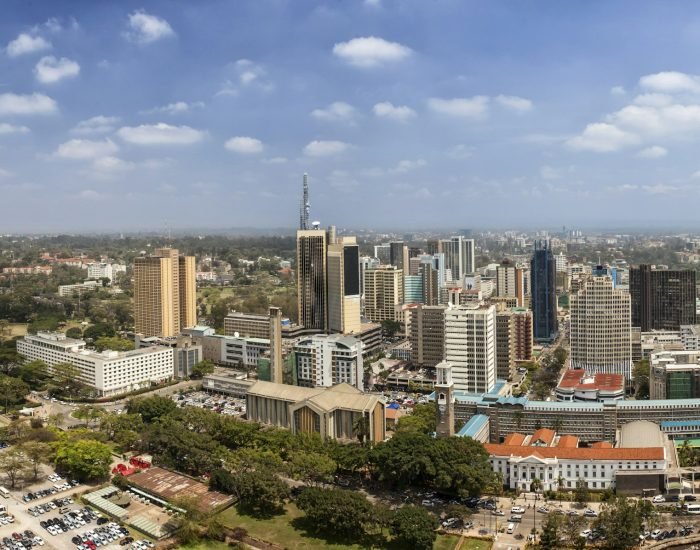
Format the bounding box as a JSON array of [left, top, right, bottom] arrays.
[[363, 266, 404, 322], [408, 304, 445, 368]]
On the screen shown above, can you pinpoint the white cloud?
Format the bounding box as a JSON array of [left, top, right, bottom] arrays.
[[117, 123, 205, 145], [642, 183, 677, 195], [78, 189, 102, 200], [224, 136, 264, 154], [639, 71, 700, 94], [91, 156, 135, 172], [540, 165, 561, 180], [71, 115, 120, 135], [217, 60, 272, 97], [263, 157, 288, 164], [632, 93, 674, 107], [495, 95, 533, 112], [332, 36, 411, 68], [0, 92, 57, 115], [311, 101, 356, 123], [566, 122, 640, 152], [235, 59, 265, 85], [303, 140, 351, 157], [637, 145, 668, 159], [428, 96, 489, 118], [34, 56, 80, 84], [124, 10, 175, 44], [53, 138, 119, 160], [0, 123, 30, 135], [6, 33, 52, 57], [610, 86, 626, 96], [373, 101, 416, 122], [143, 101, 205, 115], [390, 159, 426, 174]]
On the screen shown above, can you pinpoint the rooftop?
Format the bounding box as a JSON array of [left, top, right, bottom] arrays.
[[485, 443, 665, 461], [619, 420, 665, 449], [557, 369, 624, 392], [457, 414, 489, 438]]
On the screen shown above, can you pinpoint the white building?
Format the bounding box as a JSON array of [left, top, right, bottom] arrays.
[[555, 252, 568, 273], [57, 280, 100, 297], [570, 274, 633, 381], [17, 332, 173, 397], [445, 303, 496, 393], [440, 236, 475, 281], [681, 325, 700, 351], [294, 334, 364, 391], [86, 262, 126, 283]]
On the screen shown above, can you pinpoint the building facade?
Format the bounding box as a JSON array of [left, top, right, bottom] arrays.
[[440, 236, 475, 281], [327, 236, 361, 334], [570, 274, 632, 381], [630, 265, 697, 331], [294, 334, 364, 391], [296, 228, 328, 332], [531, 240, 557, 342], [408, 304, 445, 368], [496, 311, 516, 381], [133, 248, 196, 337], [444, 304, 496, 393], [363, 266, 404, 322], [650, 350, 700, 400]]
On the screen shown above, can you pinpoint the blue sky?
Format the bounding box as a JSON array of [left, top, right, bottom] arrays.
[[2, 1, 700, 232]]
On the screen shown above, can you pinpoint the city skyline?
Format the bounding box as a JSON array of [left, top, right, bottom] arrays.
[[4, 2, 700, 232]]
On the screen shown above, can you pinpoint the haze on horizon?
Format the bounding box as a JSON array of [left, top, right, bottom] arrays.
[[2, 1, 700, 233]]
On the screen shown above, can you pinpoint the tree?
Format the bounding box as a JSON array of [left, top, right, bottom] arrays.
[[395, 402, 436, 434], [380, 320, 401, 338], [288, 451, 336, 486], [94, 336, 134, 352], [594, 497, 646, 550], [538, 513, 562, 550], [0, 375, 29, 413], [632, 360, 650, 399], [561, 514, 586, 548], [0, 446, 30, 488], [190, 360, 215, 379], [574, 478, 589, 507], [73, 405, 103, 428], [82, 323, 116, 341], [20, 441, 52, 481], [390, 505, 437, 550], [48, 362, 89, 399], [127, 395, 177, 423], [296, 487, 377, 538], [352, 415, 370, 445], [65, 327, 82, 339], [55, 439, 112, 481], [230, 470, 290, 516]]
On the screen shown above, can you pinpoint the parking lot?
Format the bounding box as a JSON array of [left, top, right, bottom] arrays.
[[171, 391, 246, 416]]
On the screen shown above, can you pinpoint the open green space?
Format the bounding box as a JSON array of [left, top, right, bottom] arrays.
[[181, 542, 230, 550], [217, 503, 461, 550], [456, 539, 492, 550]]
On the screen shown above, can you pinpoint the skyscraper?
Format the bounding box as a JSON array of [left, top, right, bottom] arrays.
[[531, 240, 557, 342], [630, 264, 697, 331], [327, 235, 361, 334], [444, 303, 496, 393], [496, 259, 525, 307], [420, 262, 439, 305], [389, 241, 408, 271], [408, 304, 445, 368], [134, 247, 196, 337], [296, 227, 328, 331], [363, 266, 404, 322], [570, 274, 632, 381], [439, 236, 475, 282]]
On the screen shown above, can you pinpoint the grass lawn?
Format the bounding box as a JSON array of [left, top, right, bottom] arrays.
[[459, 539, 492, 550], [433, 535, 463, 550], [181, 542, 229, 550]]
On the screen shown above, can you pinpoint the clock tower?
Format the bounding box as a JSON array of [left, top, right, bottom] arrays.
[[435, 360, 455, 437]]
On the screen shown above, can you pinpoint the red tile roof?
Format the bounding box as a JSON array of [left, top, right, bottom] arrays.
[[485, 443, 664, 461], [558, 369, 624, 392], [556, 435, 579, 448], [531, 428, 556, 446], [504, 433, 526, 446], [590, 441, 613, 449]]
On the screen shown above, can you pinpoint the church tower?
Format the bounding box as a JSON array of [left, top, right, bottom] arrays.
[[435, 360, 455, 437]]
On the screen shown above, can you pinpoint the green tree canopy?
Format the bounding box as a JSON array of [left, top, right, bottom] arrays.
[[191, 360, 215, 379], [296, 487, 377, 538], [54, 439, 112, 481], [94, 336, 134, 352], [390, 505, 437, 550], [127, 395, 177, 423]]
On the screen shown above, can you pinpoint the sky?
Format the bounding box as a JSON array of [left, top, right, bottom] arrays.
[[3, 1, 700, 232]]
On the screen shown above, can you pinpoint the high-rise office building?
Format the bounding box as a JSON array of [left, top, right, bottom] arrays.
[[299, 173, 310, 230], [439, 236, 475, 281], [296, 227, 328, 332], [134, 248, 197, 337], [630, 264, 697, 332], [373, 244, 391, 265], [408, 304, 445, 368], [512, 308, 534, 361], [444, 303, 496, 393], [420, 262, 440, 306], [327, 235, 361, 334], [404, 275, 423, 304], [531, 240, 557, 342], [389, 241, 408, 271], [363, 266, 404, 322], [426, 239, 439, 255], [496, 259, 525, 307], [570, 274, 632, 381], [496, 311, 516, 381]]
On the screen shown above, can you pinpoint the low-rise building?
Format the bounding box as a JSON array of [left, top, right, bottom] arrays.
[[486, 422, 667, 492], [294, 334, 364, 391], [135, 334, 202, 378], [555, 369, 625, 402], [86, 262, 126, 283], [202, 373, 253, 397], [650, 350, 700, 400], [17, 332, 173, 397], [58, 280, 100, 297], [246, 380, 385, 443]]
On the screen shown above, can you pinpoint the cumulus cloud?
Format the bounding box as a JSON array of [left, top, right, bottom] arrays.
[[0, 123, 30, 135], [53, 138, 119, 160], [143, 101, 205, 115], [303, 140, 351, 157], [0, 93, 57, 115], [311, 102, 356, 123], [637, 145, 668, 159], [566, 123, 640, 152], [639, 71, 700, 94], [428, 96, 489, 118], [91, 156, 135, 172], [124, 10, 175, 44], [71, 115, 120, 135], [34, 56, 80, 84], [6, 33, 51, 57], [216, 60, 273, 97], [117, 123, 205, 145], [495, 95, 533, 112], [332, 36, 411, 68], [224, 136, 264, 154], [373, 102, 416, 122]]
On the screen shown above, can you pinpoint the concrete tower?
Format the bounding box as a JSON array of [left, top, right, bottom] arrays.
[[435, 361, 455, 437]]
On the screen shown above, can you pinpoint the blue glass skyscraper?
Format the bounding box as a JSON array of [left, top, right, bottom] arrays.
[[531, 240, 557, 342]]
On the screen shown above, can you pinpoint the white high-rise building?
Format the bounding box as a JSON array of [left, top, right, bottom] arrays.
[[294, 334, 364, 391], [444, 304, 496, 393], [555, 252, 568, 273], [570, 275, 632, 381], [440, 236, 475, 281]]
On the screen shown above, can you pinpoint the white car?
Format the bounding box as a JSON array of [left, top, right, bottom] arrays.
[[650, 529, 662, 539], [652, 495, 665, 504], [511, 506, 525, 514]]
